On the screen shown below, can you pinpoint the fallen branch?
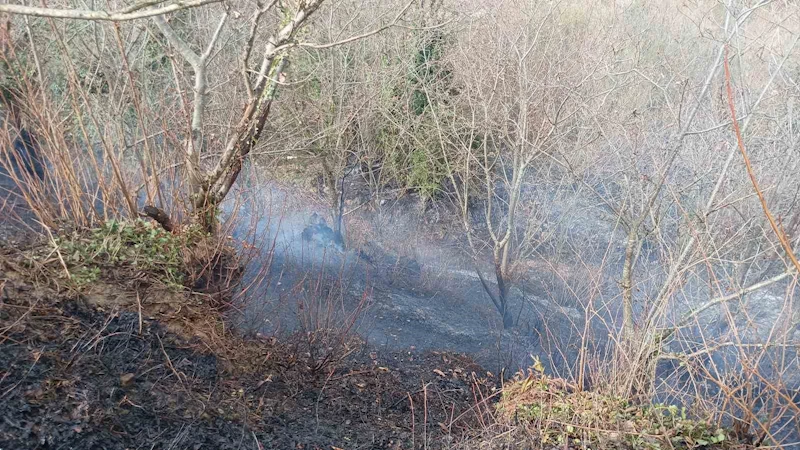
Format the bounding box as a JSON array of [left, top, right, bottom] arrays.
[[141, 205, 174, 232]]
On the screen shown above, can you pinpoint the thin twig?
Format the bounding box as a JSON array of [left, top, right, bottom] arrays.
[[724, 44, 800, 274], [157, 333, 186, 388], [0, 347, 42, 399], [43, 225, 70, 280], [136, 291, 143, 335]]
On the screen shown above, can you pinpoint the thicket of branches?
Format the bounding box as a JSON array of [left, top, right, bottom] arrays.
[[1, 0, 799, 445]]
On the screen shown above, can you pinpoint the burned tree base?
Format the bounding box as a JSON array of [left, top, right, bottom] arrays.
[[183, 241, 243, 306]]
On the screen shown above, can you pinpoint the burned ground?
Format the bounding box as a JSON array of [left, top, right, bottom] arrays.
[[0, 222, 753, 450], [0, 249, 493, 450]]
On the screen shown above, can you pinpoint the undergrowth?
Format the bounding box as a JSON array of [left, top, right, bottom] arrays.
[[51, 219, 207, 288], [493, 368, 737, 450]]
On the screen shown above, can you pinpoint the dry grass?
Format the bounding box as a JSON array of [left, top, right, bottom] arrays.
[[459, 367, 753, 450]]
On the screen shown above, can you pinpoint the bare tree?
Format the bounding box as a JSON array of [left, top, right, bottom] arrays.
[[3, 0, 412, 230], [432, 0, 594, 328]]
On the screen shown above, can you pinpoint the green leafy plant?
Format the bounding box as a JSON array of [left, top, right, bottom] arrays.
[[55, 219, 207, 288]]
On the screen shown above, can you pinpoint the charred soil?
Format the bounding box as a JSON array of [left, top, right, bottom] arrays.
[[0, 242, 494, 450]]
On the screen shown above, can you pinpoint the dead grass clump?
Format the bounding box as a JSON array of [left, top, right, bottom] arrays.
[[0, 219, 248, 347], [490, 368, 743, 450]]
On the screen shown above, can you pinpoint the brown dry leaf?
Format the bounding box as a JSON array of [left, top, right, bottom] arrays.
[[433, 369, 446, 377], [120, 373, 135, 386], [377, 366, 390, 372]]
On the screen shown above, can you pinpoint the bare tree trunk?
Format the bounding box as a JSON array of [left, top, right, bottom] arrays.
[[198, 54, 288, 229], [620, 226, 638, 340], [321, 158, 346, 244], [475, 260, 513, 329]]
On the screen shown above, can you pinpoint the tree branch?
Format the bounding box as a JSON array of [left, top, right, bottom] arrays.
[[0, 0, 222, 22], [152, 15, 200, 67], [274, 0, 417, 52], [118, 0, 171, 15], [661, 269, 796, 341], [241, 0, 279, 101], [200, 12, 228, 61]]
